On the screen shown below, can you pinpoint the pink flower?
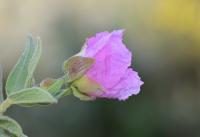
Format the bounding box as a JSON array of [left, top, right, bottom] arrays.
[[76, 29, 143, 100]]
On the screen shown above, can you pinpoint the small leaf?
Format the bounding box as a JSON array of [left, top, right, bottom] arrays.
[[9, 87, 57, 106], [47, 79, 64, 96], [0, 115, 27, 137], [40, 78, 55, 89], [6, 36, 42, 95], [40, 78, 64, 97], [63, 56, 94, 82]]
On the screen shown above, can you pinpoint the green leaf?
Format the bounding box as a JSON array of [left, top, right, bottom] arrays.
[[63, 56, 94, 83], [6, 35, 42, 95], [40, 78, 64, 97], [47, 78, 64, 96], [8, 87, 57, 106], [0, 129, 11, 137], [0, 115, 27, 137]]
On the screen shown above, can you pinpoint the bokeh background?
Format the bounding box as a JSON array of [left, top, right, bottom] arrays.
[[1, 0, 200, 137]]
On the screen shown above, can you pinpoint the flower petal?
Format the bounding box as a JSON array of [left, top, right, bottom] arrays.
[[83, 30, 132, 89], [100, 68, 143, 100]]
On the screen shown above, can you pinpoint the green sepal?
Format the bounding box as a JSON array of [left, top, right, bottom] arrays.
[[63, 56, 94, 83], [71, 86, 95, 101]]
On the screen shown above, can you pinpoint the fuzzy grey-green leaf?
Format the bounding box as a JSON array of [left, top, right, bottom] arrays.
[[6, 36, 42, 95], [9, 87, 57, 105], [0, 115, 26, 137], [0, 129, 11, 137]]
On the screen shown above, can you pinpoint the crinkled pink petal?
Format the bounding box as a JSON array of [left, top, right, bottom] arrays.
[[82, 30, 132, 89], [100, 68, 143, 100], [76, 29, 143, 100]]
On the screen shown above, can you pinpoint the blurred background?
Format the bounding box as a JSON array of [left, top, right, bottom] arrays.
[[1, 0, 200, 137]]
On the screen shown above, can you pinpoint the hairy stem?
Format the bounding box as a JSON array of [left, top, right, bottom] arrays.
[[0, 98, 12, 114]]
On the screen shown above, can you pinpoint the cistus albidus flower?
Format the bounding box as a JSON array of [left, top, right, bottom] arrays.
[[64, 30, 143, 101]]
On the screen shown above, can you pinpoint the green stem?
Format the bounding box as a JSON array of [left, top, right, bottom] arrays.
[[55, 88, 72, 99], [0, 98, 12, 114]]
